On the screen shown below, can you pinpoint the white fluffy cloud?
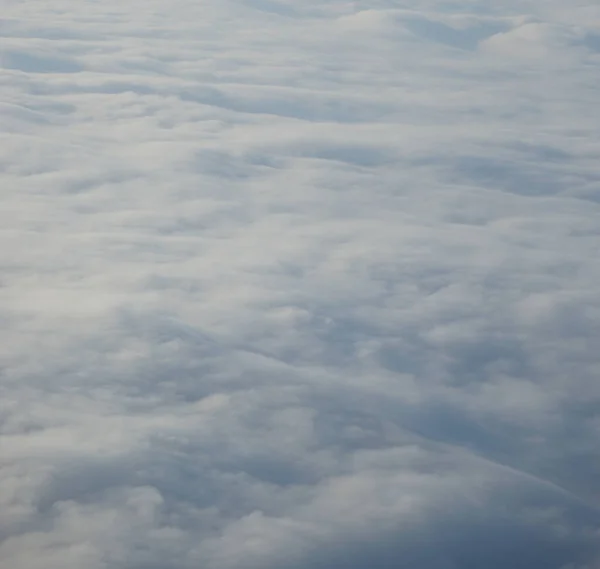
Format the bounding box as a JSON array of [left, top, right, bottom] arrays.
[[1, 0, 600, 568]]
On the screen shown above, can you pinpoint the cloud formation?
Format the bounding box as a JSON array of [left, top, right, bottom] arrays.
[[1, 0, 600, 568]]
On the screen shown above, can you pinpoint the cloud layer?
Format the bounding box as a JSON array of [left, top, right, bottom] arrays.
[[1, 0, 600, 568]]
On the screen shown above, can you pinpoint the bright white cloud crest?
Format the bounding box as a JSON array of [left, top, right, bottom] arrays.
[[1, 0, 600, 567]]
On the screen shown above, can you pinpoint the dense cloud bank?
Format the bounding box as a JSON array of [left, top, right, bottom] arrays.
[[1, 0, 600, 567]]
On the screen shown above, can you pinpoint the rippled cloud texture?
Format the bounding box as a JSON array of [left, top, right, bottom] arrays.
[[1, 0, 600, 567]]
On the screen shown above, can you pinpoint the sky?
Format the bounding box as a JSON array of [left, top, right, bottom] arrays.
[[1, 0, 600, 568]]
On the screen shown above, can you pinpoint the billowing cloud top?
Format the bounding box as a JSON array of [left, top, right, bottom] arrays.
[[1, 0, 600, 568]]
